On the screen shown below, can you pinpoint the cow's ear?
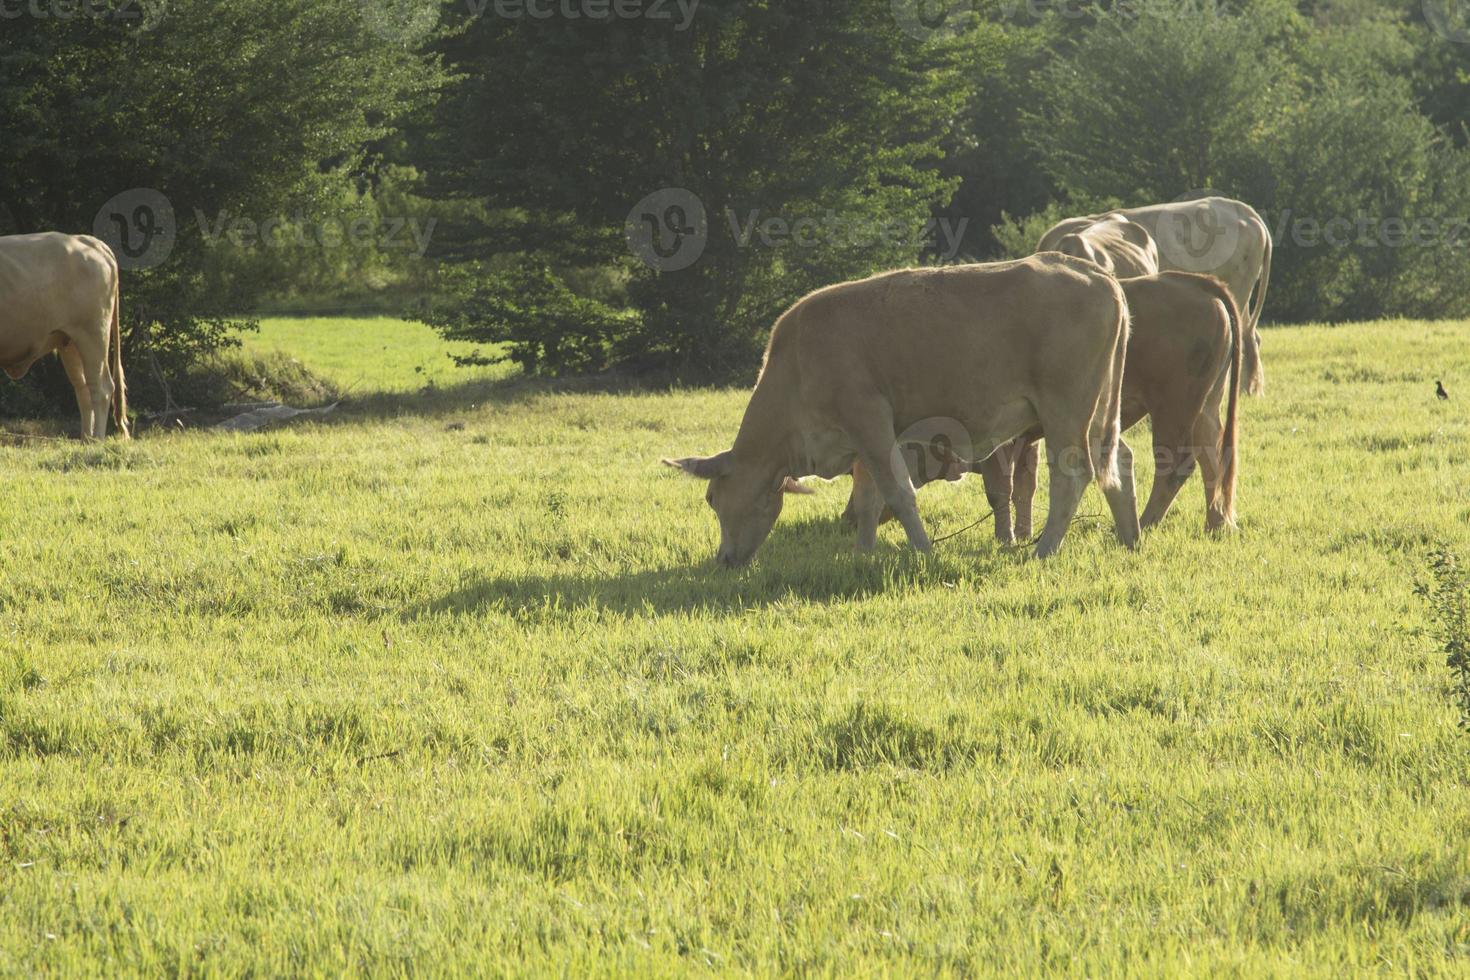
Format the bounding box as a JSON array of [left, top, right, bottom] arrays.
[[663, 451, 733, 480], [780, 476, 815, 495]]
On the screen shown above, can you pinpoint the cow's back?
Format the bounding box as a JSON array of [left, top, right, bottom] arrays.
[[1083, 223, 1159, 278], [1110, 198, 1259, 256], [1036, 216, 1096, 254], [781, 254, 1125, 447]]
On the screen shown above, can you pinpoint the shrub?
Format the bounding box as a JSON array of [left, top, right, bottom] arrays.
[[176, 350, 341, 412], [418, 0, 972, 381], [421, 260, 642, 377], [1416, 549, 1470, 734], [990, 198, 1123, 260]]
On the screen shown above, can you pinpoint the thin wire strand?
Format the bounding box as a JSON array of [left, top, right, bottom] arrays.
[[932, 509, 994, 545], [0, 431, 77, 445], [930, 508, 1110, 547]]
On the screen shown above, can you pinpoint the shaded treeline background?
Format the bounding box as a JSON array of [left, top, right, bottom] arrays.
[[1, 0, 1467, 413]]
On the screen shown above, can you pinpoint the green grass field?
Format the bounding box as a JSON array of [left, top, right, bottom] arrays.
[[2, 316, 1469, 974], [247, 316, 514, 393]]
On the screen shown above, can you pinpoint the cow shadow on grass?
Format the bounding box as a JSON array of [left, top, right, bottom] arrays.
[[409, 516, 1027, 619]]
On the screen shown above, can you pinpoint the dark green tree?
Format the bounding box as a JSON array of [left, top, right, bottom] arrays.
[[416, 0, 972, 380], [930, 10, 1056, 260], [1024, 0, 1288, 202], [1012, 0, 1470, 323]]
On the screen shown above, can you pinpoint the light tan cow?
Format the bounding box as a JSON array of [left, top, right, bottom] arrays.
[[1041, 197, 1269, 394], [0, 233, 129, 438], [665, 254, 1137, 566], [1044, 213, 1160, 279]]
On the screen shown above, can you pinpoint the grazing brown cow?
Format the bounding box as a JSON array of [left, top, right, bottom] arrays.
[[0, 233, 129, 438], [848, 272, 1240, 542], [981, 272, 1241, 541], [665, 254, 1137, 566]]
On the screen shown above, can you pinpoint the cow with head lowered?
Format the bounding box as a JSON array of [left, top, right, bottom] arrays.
[[0, 233, 129, 439], [664, 253, 1138, 567]]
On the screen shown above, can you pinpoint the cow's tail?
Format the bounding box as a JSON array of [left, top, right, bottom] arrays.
[[1091, 282, 1128, 493], [1196, 275, 1240, 523], [109, 272, 130, 439], [1245, 213, 1270, 396]]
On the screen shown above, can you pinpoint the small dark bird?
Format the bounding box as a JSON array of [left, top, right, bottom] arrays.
[[1437, 380, 1450, 401]]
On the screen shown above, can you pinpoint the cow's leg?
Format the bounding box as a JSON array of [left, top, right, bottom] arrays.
[[1034, 438, 1090, 559], [1101, 436, 1140, 549], [90, 368, 115, 440], [66, 332, 116, 440], [978, 441, 1017, 544], [1011, 437, 1040, 542], [845, 412, 930, 554], [1140, 439, 1194, 531], [847, 459, 888, 552], [58, 343, 95, 440], [1193, 409, 1234, 532], [856, 448, 929, 554]]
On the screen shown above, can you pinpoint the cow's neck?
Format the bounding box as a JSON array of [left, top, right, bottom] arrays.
[[731, 352, 802, 481]]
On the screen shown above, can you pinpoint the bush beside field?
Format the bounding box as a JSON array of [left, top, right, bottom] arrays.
[[1, 317, 1469, 973]]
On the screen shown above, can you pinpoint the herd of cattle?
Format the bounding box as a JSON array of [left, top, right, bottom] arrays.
[[0, 198, 1272, 571], [666, 196, 1273, 567]]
